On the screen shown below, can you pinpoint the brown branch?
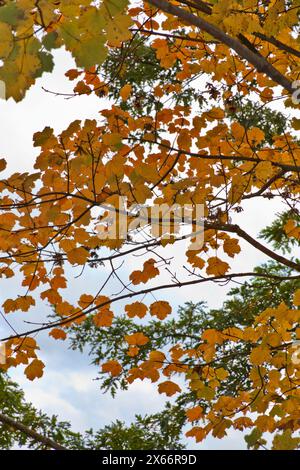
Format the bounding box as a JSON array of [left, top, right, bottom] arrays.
[[254, 33, 300, 59], [242, 169, 287, 200], [176, 0, 300, 59], [147, 0, 294, 93], [0, 412, 67, 450], [149, 139, 300, 173], [1, 271, 300, 342], [130, 27, 219, 43], [205, 222, 300, 271]]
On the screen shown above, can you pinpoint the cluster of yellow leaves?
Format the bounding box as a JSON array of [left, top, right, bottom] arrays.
[[102, 360, 122, 377], [130, 259, 159, 285], [100, 292, 300, 448], [1, 337, 45, 381], [284, 220, 300, 239], [0, 0, 133, 100]]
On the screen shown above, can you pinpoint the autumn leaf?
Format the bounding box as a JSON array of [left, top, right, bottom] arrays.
[[250, 346, 271, 365], [24, 359, 45, 381], [125, 332, 149, 346], [67, 247, 89, 265], [120, 84, 132, 101], [223, 238, 241, 258], [0, 158, 7, 172], [127, 346, 139, 357], [102, 360, 122, 377], [185, 427, 206, 443], [158, 381, 181, 396], [130, 259, 159, 285], [150, 301, 172, 320], [272, 431, 300, 450], [294, 289, 300, 307], [149, 351, 166, 365], [78, 294, 94, 309], [206, 257, 230, 276], [186, 406, 203, 422], [202, 329, 223, 345], [284, 220, 300, 239], [125, 302, 148, 318], [93, 309, 114, 327], [49, 328, 67, 341]]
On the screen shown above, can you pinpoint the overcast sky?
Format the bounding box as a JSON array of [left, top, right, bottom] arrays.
[[0, 49, 288, 449]]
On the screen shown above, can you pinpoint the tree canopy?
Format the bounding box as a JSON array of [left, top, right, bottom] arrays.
[[0, 0, 300, 450]]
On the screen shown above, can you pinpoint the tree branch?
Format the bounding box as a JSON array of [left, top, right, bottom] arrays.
[[147, 0, 294, 93], [1, 271, 300, 342], [0, 412, 67, 450], [205, 221, 300, 271]]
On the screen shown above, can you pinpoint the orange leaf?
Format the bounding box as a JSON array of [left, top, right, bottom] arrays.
[[24, 359, 45, 381], [186, 426, 206, 442], [149, 350, 166, 364], [150, 300, 172, 320], [125, 302, 148, 318], [186, 406, 204, 422], [127, 346, 139, 357], [49, 328, 67, 341], [130, 258, 159, 285], [67, 247, 89, 265], [102, 360, 122, 377], [93, 309, 114, 327], [158, 380, 181, 396], [120, 84, 132, 101], [125, 332, 149, 346], [78, 294, 94, 309], [206, 257, 230, 276], [223, 238, 241, 258]]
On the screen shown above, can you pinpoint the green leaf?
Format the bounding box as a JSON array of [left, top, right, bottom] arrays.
[[38, 52, 55, 74], [42, 32, 60, 51], [0, 4, 25, 25]]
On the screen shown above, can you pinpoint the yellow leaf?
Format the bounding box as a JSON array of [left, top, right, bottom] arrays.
[[125, 302, 148, 318], [67, 247, 89, 265], [228, 174, 249, 204], [206, 257, 230, 276], [49, 328, 67, 341], [250, 346, 271, 365], [106, 14, 132, 46], [24, 359, 45, 381], [102, 360, 122, 377], [158, 380, 181, 396], [223, 238, 241, 258], [150, 301, 172, 320], [202, 328, 223, 345], [186, 406, 203, 422], [284, 220, 300, 239], [125, 332, 149, 346], [120, 84, 132, 101], [247, 127, 265, 145], [294, 289, 300, 306], [215, 367, 229, 380]]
